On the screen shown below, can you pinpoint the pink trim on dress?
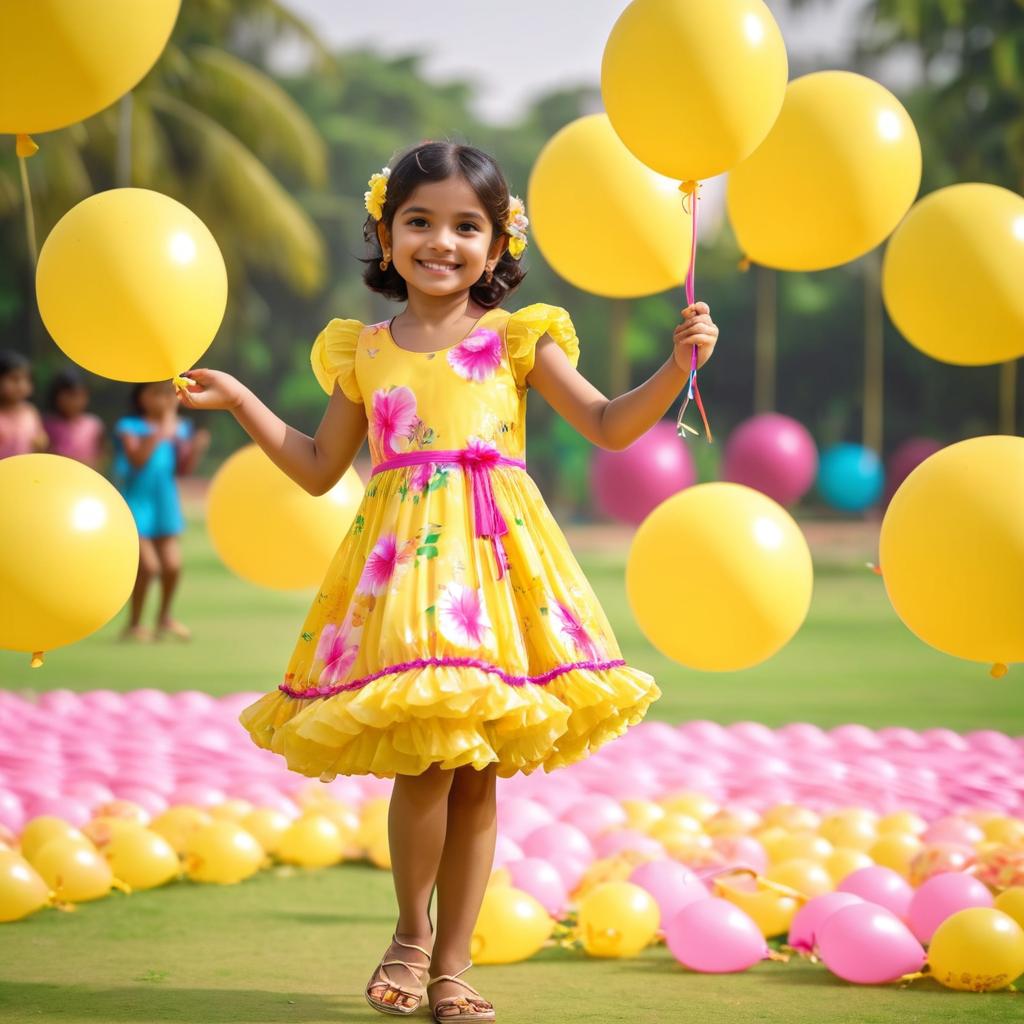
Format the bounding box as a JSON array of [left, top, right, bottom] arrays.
[[279, 655, 628, 699]]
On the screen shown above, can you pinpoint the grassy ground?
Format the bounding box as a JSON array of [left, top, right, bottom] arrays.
[[0, 507, 1019, 1023]]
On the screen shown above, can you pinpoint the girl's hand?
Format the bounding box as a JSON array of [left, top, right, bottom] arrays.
[[673, 301, 719, 372], [175, 368, 246, 411]]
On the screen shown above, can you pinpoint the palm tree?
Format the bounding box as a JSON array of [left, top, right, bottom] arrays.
[[1, 0, 334, 360]]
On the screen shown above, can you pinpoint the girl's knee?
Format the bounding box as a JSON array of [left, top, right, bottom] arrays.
[[397, 763, 456, 796], [450, 764, 496, 800]]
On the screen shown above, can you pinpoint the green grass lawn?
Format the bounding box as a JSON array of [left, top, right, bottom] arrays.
[[0, 508, 1019, 1023]]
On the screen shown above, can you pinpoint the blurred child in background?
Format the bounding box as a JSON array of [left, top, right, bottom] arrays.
[[112, 379, 210, 643], [44, 368, 106, 470], [0, 350, 48, 459]]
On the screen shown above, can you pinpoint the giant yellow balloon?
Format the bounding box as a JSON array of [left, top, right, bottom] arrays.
[[528, 114, 692, 297], [727, 71, 921, 270], [0, 455, 138, 664], [206, 444, 364, 590], [626, 482, 813, 671], [879, 436, 1024, 674], [0, 0, 180, 134], [471, 886, 553, 964], [601, 0, 788, 181], [928, 908, 1024, 992], [36, 188, 228, 382], [882, 183, 1024, 365]]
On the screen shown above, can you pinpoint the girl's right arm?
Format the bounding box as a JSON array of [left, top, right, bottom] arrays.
[[176, 368, 367, 496]]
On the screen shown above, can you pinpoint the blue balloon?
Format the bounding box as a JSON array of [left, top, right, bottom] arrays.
[[817, 443, 884, 512]]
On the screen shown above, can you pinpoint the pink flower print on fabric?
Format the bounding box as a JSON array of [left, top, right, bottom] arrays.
[[409, 462, 433, 492], [371, 386, 418, 457], [447, 328, 503, 382], [315, 621, 359, 686], [437, 581, 493, 649], [553, 601, 601, 660], [357, 532, 412, 596]]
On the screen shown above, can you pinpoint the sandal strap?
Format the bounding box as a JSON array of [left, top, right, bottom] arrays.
[[428, 963, 483, 999], [391, 934, 432, 960]]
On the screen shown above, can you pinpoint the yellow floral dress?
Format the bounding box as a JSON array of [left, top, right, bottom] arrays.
[[238, 303, 661, 780]]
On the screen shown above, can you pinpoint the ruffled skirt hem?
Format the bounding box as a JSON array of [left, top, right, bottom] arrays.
[[237, 662, 661, 780]]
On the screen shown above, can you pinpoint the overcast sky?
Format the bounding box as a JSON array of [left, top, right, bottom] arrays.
[[277, 0, 909, 125]]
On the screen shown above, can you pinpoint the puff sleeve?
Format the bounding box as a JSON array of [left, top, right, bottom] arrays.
[[505, 303, 580, 390], [310, 318, 364, 403]]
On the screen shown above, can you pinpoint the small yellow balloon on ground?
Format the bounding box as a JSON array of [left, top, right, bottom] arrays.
[[927, 908, 1024, 992], [577, 881, 660, 958], [471, 886, 553, 964]]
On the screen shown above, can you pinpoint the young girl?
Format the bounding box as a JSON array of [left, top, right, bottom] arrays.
[[113, 380, 210, 643], [44, 368, 106, 470], [177, 141, 719, 1022], [0, 350, 48, 459]]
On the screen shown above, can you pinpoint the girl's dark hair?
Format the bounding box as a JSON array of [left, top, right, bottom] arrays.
[[360, 141, 526, 308], [130, 381, 164, 415], [47, 367, 87, 412], [0, 350, 30, 379]]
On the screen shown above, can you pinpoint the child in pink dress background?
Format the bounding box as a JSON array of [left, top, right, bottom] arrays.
[[43, 368, 107, 470], [0, 350, 48, 460]]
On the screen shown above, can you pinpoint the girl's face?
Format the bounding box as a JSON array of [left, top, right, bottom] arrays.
[[56, 386, 88, 417], [0, 367, 31, 404], [138, 381, 176, 417], [381, 176, 507, 298]]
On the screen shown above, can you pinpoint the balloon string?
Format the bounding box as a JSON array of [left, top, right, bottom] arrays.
[[15, 135, 39, 267], [675, 180, 712, 443]]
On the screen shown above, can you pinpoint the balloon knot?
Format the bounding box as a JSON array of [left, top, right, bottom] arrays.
[[866, 562, 883, 576], [172, 375, 193, 392], [16, 134, 39, 159], [991, 662, 1008, 679], [30, 651, 44, 669], [738, 256, 751, 272]]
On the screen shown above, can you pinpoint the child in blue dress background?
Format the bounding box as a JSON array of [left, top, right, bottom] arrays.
[[112, 379, 210, 643]]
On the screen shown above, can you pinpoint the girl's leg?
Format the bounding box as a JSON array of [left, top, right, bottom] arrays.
[[429, 763, 498, 1017], [152, 535, 187, 635], [368, 764, 455, 1008], [121, 537, 159, 637]]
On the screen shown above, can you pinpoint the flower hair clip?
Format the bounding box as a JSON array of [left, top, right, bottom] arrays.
[[365, 166, 390, 220], [505, 194, 528, 259]]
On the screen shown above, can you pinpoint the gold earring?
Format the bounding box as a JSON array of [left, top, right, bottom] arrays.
[[484, 266, 493, 283], [380, 255, 390, 271]]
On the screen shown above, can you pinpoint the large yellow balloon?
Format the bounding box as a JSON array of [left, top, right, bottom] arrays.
[[0, 1, 180, 134], [471, 886, 553, 964], [626, 482, 813, 671], [601, 0, 788, 181], [928, 908, 1024, 992], [0, 456, 138, 663], [0, 851, 51, 922], [577, 881, 660, 958], [727, 71, 921, 270], [36, 188, 228, 382], [882, 183, 1024, 365], [528, 114, 692, 297], [879, 436, 1024, 673], [206, 444, 364, 590]]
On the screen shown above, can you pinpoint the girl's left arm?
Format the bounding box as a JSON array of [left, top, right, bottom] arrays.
[[527, 302, 719, 451]]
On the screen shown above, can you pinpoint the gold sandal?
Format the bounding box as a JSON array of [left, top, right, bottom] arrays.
[[427, 962, 495, 1023], [365, 934, 432, 1016]]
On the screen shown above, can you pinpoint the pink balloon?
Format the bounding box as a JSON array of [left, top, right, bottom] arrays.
[[550, 852, 590, 890], [710, 835, 768, 874], [838, 866, 914, 920], [593, 829, 665, 860], [629, 859, 709, 922], [817, 903, 925, 984], [788, 892, 865, 953], [113, 787, 170, 818], [64, 780, 117, 806], [169, 783, 226, 807], [884, 437, 943, 505], [560, 796, 627, 838], [665, 897, 768, 973], [24, 795, 93, 828], [921, 817, 984, 847], [907, 872, 994, 944], [505, 857, 568, 916], [492, 835, 523, 870], [722, 413, 817, 506], [0, 791, 26, 833], [521, 822, 593, 863], [497, 798, 553, 843], [590, 420, 696, 526]]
